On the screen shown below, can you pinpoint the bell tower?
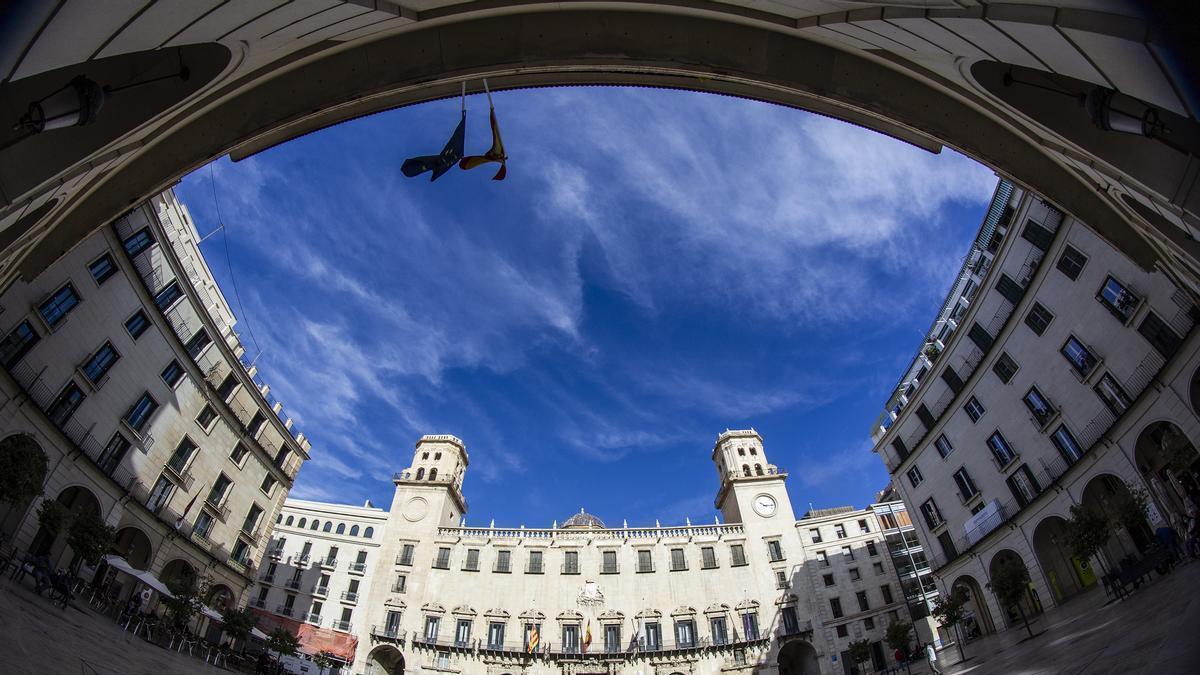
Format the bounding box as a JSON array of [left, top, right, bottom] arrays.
[[712, 429, 794, 525], [389, 434, 469, 529]]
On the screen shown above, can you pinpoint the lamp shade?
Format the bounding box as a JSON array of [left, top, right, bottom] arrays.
[[22, 75, 105, 133]]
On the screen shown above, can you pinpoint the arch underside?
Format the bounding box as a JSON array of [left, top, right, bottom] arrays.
[[0, 6, 1186, 289]]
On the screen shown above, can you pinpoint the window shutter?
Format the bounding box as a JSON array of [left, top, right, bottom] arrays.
[[967, 322, 994, 351], [940, 366, 965, 394], [1020, 219, 1055, 251]]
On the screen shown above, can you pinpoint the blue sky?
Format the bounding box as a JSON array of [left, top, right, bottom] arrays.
[[176, 86, 996, 528]]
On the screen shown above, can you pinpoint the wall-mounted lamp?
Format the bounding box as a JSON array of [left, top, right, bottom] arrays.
[[16, 75, 105, 133], [1082, 86, 1166, 138]]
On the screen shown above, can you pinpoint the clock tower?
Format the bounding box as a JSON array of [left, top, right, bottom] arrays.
[[711, 429, 796, 525]]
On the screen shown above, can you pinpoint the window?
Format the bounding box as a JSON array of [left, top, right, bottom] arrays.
[[39, 284, 80, 328], [775, 569, 788, 588], [167, 437, 197, 475], [730, 544, 747, 566], [455, 619, 472, 647], [858, 519, 870, 534], [823, 573, 835, 587], [700, 546, 717, 569], [920, 499, 943, 529], [782, 606, 799, 635], [1023, 386, 1055, 427], [562, 624, 580, 653], [767, 540, 784, 562], [217, 373, 239, 399], [817, 551, 829, 567], [385, 610, 402, 634], [1051, 425, 1084, 464], [124, 310, 150, 339], [89, 253, 118, 284], [1094, 373, 1133, 416], [670, 548, 687, 571], [953, 467, 978, 500], [399, 543, 415, 566], [866, 541, 878, 556], [563, 550, 579, 574], [1024, 302, 1054, 336], [829, 598, 843, 619], [527, 550, 543, 574], [834, 524, 846, 539], [864, 617, 875, 630], [1097, 275, 1139, 322], [433, 547, 451, 569], [123, 227, 155, 257], [996, 273, 1025, 305], [710, 617, 728, 645], [392, 574, 406, 593], [229, 442, 249, 465], [849, 568, 861, 581], [873, 561, 884, 575], [603, 624, 621, 653], [992, 352, 1019, 383], [1061, 336, 1098, 376], [637, 549, 653, 573], [82, 341, 120, 383], [526, 622, 546, 651], [1056, 245, 1087, 280], [207, 474, 232, 506], [987, 431, 1017, 468], [934, 434, 954, 459], [881, 584, 894, 604], [242, 504, 263, 535], [836, 625, 848, 638], [424, 616, 441, 640], [260, 474, 277, 496], [601, 550, 618, 573], [906, 465, 923, 488], [675, 619, 696, 647], [47, 381, 86, 427], [364, 526, 374, 538], [856, 591, 870, 611], [97, 433, 130, 475], [1006, 464, 1042, 507], [841, 545, 854, 561], [494, 549, 512, 573], [1138, 312, 1182, 358], [246, 411, 266, 436], [156, 361, 184, 388], [809, 528, 823, 543], [194, 511, 215, 539], [184, 328, 211, 357], [488, 621, 505, 650], [196, 404, 218, 430], [0, 320, 40, 368], [146, 473, 175, 513], [964, 397, 985, 422], [741, 612, 759, 640], [154, 280, 182, 311]]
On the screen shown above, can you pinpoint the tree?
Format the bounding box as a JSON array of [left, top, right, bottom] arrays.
[[885, 619, 913, 674], [65, 510, 115, 572], [1109, 487, 1151, 538], [267, 627, 301, 673], [847, 639, 872, 675], [0, 434, 46, 507], [312, 650, 336, 675], [931, 587, 969, 662], [36, 498, 70, 535], [1064, 504, 1111, 573], [990, 558, 1034, 639], [162, 573, 208, 633], [220, 606, 257, 652]]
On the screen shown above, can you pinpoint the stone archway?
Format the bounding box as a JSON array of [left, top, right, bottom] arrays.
[[1133, 421, 1200, 528], [779, 639, 820, 675], [366, 645, 404, 675], [29, 484, 102, 566], [1080, 473, 1154, 565], [949, 574, 996, 638], [1031, 516, 1095, 604], [160, 558, 197, 586], [207, 584, 235, 612], [987, 550, 1042, 628], [113, 525, 153, 570]]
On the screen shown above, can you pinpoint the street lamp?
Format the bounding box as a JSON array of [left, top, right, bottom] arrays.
[[16, 75, 105, 133], [1082, 86, 1166, 138]]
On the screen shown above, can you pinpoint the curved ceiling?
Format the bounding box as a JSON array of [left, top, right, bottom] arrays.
[[0, 1, 1195, 292]]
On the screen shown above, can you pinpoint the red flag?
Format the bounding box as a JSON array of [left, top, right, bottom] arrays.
[[176, 484, 202, 530]]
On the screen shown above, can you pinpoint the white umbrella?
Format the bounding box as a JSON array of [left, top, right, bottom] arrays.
[[251, 627, 269, 640], [102, 554, 174, 598]]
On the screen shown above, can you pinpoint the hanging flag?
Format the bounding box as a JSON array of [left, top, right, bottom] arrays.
[[401, 111, 466, 182], [634, 614, 645, 652], [458, 79, 507, 180], [582, 621, 592, 653], [527, 625, 540, 654], [175, 483, 203, 530]]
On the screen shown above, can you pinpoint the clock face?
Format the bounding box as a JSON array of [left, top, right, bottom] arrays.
[[753, 494, 777, 517]]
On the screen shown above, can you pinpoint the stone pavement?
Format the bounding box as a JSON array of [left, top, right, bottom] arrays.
[[0, 572, 235, 675], [934, 558, 1200, 675]]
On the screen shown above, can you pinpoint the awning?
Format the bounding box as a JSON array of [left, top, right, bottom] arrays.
[[102, 554, 174, 598]]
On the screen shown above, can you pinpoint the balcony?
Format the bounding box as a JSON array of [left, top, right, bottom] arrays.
[[251, 598, 266, 609], [260, 573, 275, 584], [318, 557, 337, 570], [268, 547, 283, 560], [395, 553, 414, 566], [371, 625, 405, 642], [305, 613, 322, 625], [333, 620, 353, 632], [203, 498, 231, 522], [276, 605, 294, 617], [341, 591, 359, 603], [349, 561, 367, 574], [312, 584, 329, 597], [162, 461, 195, 491], [390, 582, 406, 593], [284, 578, 302, 590]]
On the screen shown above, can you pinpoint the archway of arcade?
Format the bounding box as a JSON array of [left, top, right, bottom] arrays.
[[1031, 515, 1096, 605], [949, 574, 996, 639], [778, 638, 821, 675], [1133, 420, 1200, 529], [366, 644, 405, 675], [0, 2, 1197, 301], [1078, 473, 1155, 572], [987, 550, 1043, 629], [29, 485, 101, 570]]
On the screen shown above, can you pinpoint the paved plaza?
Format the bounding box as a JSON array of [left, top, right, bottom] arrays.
[[2, 561, 1198, 675]]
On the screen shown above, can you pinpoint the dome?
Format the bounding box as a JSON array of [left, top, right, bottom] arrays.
[[562, 508, 606, 529]]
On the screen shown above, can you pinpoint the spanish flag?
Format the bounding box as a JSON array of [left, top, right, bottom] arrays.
[[527, 625, 539, 654], [583, 621, 592, 653]]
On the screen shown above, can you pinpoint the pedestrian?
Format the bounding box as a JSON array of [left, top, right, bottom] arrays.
[[925, 642, 942, 675]]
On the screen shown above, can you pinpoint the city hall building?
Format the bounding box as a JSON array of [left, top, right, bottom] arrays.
[[870, 179, 1200, 636], [258, 431, 922, 675]]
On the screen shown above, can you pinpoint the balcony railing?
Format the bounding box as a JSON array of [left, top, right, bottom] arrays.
[[349, 562, 367, 573], [203, 498, 231, 522], [163, 461, 195, 491], [341, 591, 359, 603], [435, 522, 745, 541], [371, 625, 405, 641], [305, 613, 322, 625], [333, 620, 353, 632], [276, 605, 294, 617], [260, 573, 275, 584], [319, 557, 337, 569], [413, 631, 771, 658], [312, 585, 328, 597], [390, 582, 406, 593], [293, 553, 311, 567], [284, 578, 302, 590], [268, 547, 284, 560]]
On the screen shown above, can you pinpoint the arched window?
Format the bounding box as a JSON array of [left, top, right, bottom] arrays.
[[416, 467, 425, 480], [310, 519, 319, 530], [422, 452, 429, 460], [750, 447, 757, 456], [323, 522, 332, 532], [350, 525, 360, 536], [435, 452, 442, 460], [429, 468, 438, 481], [742, 465, 751, 477], [297, 518, 307, 528], [276, 514, 282, 524], [336, 523, 345, 534], [364, 527, 374, 539], [285, 516, 294, 526], [738, 448, 745, 456], [755, 464, 764, 476]]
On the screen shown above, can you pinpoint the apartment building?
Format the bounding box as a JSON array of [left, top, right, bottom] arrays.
[[0, 189, 310, 606], [870, 178, 1200, 636]]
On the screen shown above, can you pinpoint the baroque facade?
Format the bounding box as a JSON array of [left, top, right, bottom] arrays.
[[870, 179, 1200, 637], [0, 189, 310, 607], [256, 431, 917, 675]]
